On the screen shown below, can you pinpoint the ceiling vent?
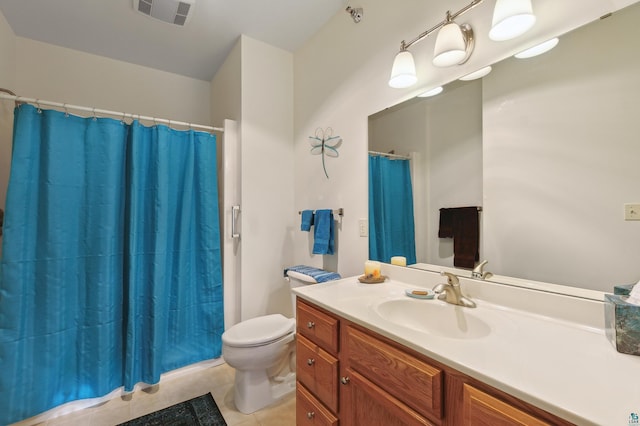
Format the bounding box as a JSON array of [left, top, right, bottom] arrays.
[[133, 0, 195, 26]]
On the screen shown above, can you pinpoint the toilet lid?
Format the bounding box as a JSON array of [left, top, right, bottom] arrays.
[[222, 314, 295, 347]]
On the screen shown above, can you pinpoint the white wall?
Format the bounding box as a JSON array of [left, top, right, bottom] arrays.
[[293, 0, 636, 288], [483, 5, 640, 290], [14, 38, 211, 124], [240, 36, 295, 319], [212, 36, 295, 321]]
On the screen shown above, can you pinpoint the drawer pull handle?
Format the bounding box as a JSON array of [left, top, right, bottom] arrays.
[[307, 321, 315, 329], [307, 358, 315, 366], [341, 376, 350, 385], [307, 411, 315, 419]]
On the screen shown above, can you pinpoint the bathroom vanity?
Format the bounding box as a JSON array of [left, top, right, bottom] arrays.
[[293, 265, 640, 425]]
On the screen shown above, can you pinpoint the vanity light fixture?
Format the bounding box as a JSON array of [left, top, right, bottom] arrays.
[[432, 13, 475, 67], [489, 0, 536, 41], [514, 37, 559, 58], [459, 65, 492, 81], [417, 86, 444, 97], [389, 0, 483, 88], [389, 50, 418, 88]]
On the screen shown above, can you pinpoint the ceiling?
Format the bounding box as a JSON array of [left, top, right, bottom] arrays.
[[0, 0, 346, 81]]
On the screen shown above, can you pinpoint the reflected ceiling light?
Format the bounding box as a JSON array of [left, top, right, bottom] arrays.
[[389, 50, 418, 88], [418, 86, 444, 97], [388, 0, 483, 88], [489, 0, 536, 41], [459, 65, 492, 81], [432, 13, 475, 67], [514, 38, 559, 58]]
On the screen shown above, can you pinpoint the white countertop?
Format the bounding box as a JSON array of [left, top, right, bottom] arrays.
[[292, 268, 640, 426]]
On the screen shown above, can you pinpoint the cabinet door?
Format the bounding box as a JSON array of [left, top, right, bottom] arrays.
[[297, 383, 339, 426], [297, 334, 339, 413], [462, 384, 550, 426], [340, 368, 436, 426], [342, 324, 443, 422]]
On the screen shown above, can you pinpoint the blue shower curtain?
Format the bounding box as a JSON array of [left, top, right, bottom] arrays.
[[368, 154, 417, 265], [0, 105, 223, 424]]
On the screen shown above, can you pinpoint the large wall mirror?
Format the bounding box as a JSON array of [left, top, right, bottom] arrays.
[[368, 2, 640, 293]]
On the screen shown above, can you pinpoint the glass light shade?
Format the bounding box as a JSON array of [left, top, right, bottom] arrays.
[[432, 22, 467, 67], [514, 38, 559, 58], [417, 86, 443, 97], [489, 0, 536, 41], [459, 66, 492, 81], [389, 50, 417, 88]]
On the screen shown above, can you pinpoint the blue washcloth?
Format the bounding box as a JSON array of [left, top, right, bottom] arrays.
[[312, 209, 335, 255], [301, 210, 314, 231], [285, 265, 341, 283]]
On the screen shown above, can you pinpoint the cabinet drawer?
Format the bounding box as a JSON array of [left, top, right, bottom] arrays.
[[297, 300, 339, 353], [297, 382, 339, 426], [297, 334, 339, 413], [343, 325, 443, 421], [462, 384, 550, 426]]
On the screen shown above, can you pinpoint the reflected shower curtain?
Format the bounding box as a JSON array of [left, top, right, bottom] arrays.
[[0, 105, 223, 424], [368, 155, 416, 265]]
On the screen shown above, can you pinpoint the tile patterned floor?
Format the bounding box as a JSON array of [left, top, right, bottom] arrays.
[[12, 363, 296, 426]]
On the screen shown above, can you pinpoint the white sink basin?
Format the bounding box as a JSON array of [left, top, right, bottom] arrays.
[[371, 298, 492, 339]]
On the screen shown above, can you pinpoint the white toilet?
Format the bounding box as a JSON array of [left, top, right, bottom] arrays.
[[221, 270, 316, 414]]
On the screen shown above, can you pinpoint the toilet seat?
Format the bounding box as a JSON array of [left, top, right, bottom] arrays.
[[222, 314, 295, 348]]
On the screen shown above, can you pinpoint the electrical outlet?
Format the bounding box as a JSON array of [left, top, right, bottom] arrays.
[[358, 218, 368, 237], [624, 204, 640, 221]]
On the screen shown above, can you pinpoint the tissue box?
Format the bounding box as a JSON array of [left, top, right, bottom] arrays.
[[605, 294, 640, 356], [613, 283, 635, 296]]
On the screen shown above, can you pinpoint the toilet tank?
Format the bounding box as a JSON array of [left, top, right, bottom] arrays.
[[286, 271, 317, 317]]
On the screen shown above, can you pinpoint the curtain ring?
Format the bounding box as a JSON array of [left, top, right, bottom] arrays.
[[121, 111, 126, 125], [63, 103, 69, 117], [92, 107, 97, 121], [36, 99, 42, 113]]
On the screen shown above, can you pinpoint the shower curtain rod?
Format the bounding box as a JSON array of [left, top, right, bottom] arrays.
[[368, 150, 411, 159], [0, 91, 224, 133]]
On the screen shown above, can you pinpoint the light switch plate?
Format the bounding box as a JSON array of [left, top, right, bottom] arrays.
[[624, 204, 640, 221], [359, 218, 368, 237]]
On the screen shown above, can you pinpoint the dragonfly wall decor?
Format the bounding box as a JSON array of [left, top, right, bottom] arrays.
[[309, 127, 342, 178]]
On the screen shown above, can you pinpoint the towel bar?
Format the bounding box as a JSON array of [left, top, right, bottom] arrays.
[[298, 208, 344, 217]]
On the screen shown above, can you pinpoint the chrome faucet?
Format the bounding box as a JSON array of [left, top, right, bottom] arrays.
[[471, 260, 493, 280], [433, 271, 476, 308]]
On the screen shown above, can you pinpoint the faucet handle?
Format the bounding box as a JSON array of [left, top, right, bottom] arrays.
[[440, 271, 459, 286], [472, 260, 492, 279], [473, 260, 488, 274]]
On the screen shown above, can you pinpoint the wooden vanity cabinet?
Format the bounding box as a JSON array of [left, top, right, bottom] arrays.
[[295, 299, 573, 426]]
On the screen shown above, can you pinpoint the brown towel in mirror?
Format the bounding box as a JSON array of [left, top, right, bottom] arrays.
[[438, 206, 479, 269], [438, 208, 454, 238]]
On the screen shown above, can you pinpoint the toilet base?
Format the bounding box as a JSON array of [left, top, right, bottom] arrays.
[[233, 369, 296, 414]]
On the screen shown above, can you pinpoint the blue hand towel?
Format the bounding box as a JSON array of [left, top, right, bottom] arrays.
[[285, 265, 341, 283], [301, 210, 314, 231], [312, 209, 335, 255]]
